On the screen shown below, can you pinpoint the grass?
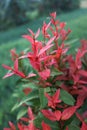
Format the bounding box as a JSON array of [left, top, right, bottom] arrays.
[[0, 8, 87, 128]]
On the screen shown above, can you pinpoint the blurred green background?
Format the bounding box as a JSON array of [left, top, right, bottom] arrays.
[[0, 0, 87, 129]]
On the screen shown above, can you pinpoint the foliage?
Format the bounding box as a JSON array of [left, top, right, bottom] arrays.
[[42, 0, 80, 13], [0, 0, 80, 30], [1, 9, 87, 129], [0, 0, 27, 30], [1, 9, 87, 45], [0, 0, 41, 30], [60, 0, 80, 10], [3, 12, 87, 130]]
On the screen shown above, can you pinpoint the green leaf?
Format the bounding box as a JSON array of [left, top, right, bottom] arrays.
[[39, 88, 47, 109], [34, 112, 60, 130], [68, 124, 80, 130], [12, 89, 39, 111], [60, 89, 75, 106], [17, 108, 27, 120], [51, 68, 63, 77]]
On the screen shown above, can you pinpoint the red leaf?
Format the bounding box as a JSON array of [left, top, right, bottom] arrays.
[[10, 48, 18, 61], [66, 126, 69, 130], [82, 111, 87, 120], [35, 28, 40, 38], [41, 110, 56, 121], [3, 128, 10, 130], [50, 12, 56, 19], [16, 71, 26, 78], [54, 110, 61, 121], [28, 107, 34, 121], [45, 89, 61, 109], [46, 36, 55, 46], [23, 88, 32, 95], [76, 112, 83, 122], [26, 73, 36, 78], [53, 89, 61, 104], [76, 94, 85, 108], [60, 22, 66, 28], [38, 44, 53, 56], [3, 72, 14, 79], [61, 106, 76, 120], [75, 49, 82, 69], [42, 121, 51, 130], [39, 69, 50, 80], [2, 64, 12, 70], [81, 122, 87, 130], [79, 70, 87, 77], [14, 59, 18, 70], [28, 122, 36, 130], [20, 117, 29, 122], [28, 28, 35, 36], [19, 55, 29, 59], [9, 121, 16, 130], [22, 35, 34, 44], [45, 22, 51, 31]]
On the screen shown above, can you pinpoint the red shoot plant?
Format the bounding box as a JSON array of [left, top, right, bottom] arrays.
[[3, 12, 87, 130]]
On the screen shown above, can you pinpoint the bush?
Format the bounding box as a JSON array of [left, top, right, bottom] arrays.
[[3, 12, 87, 130], [0, 0, 27, 30], [61, 0, 80, 10], [42, 0, 80, 13]]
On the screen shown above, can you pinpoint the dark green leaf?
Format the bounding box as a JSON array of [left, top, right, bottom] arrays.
[[60, 89, 75, 106], [34, 112, 60, 130], [51, 68, 63, 77], [17, 108, 27, 120], [39, 88, 47, 109], [68, 124, 80, 130], [12, 89, 39, 111]]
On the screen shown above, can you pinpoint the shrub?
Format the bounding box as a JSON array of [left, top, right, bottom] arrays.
[[3, 12, 87, 130], [42, 0, 80, 13], [61, 0, 80, 10]]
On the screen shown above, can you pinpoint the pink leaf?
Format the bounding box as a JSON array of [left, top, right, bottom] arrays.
[[54, 110, 61, 121], [50, 12, 56, 19], [28, 122, 37, 130], [45, 22, 51, 31], [3, 72, 14, 79], [26, 73, 36, 78], [23, 88, 32, 95], [45, 89, 61, 109], [2, 64, 12, 70], [53, 89, 61, 104], [60, 22, 66, 28], [10, 48, 18, 61], [19, 55, 28, 59], [35, 28, 40, 38], [81, 122, 87, 130], [22, 35, 34, 44], [66, 126, 69, 130], [79, 70, 87, 77], [3, 128, 10, 130], [61, 106, 76, 120], [28, 107, 34, 121], [46, 36, 55, 46], [41, 110, 56, 121], [16, 71, 26, 78], [42, 121, 51, 130], [20, 117, 29, 122], [39, 69, 50, 80], [14, 59, 18, 70], [28, 28, 35, 36], [8, 121, 16, 130], [38, 44, 53, 56]]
